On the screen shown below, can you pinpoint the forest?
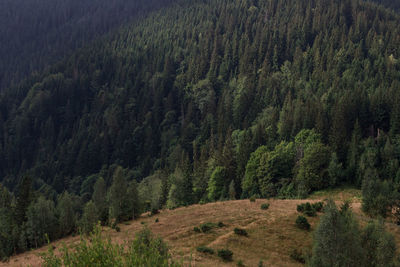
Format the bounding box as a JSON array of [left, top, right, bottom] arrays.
[[1, 0, 400, 263]]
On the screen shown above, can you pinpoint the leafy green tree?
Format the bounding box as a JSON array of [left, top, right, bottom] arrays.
[[362, 168, 395, 218], [26, 197, 58, 248], [108, 166, 128, 223], [92, 177, 108, 224], [311, 200, 364, 267], [57, 192, 77, 236], [327, 152, 344, 187], [207, 166, 227, 201], [242, 146, 269, 198], [296, 142, 331, 197], [361, 220, 396, 267], [79, 201, 98, 235]]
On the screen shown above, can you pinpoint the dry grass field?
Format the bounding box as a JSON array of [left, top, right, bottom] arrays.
[[3, 188, 400, 267]]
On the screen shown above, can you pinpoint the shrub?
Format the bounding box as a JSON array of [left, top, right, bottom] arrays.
[[258, 260, 264, 267], [312, 202, 324, 212], [193, 227, 201, 233], [234, 228, 248, 236], [41, 225, 177, 266], [290, 249, 305, 263], [304, 208, 317, 217], [200, 223, 214, 233], [249, 196, 256, 202], [218, 222, 225, 227], [196, 246, 214, 254], [297, 203, 305, 212], [155, 218, 159, 223], [115, 226, 121, 232], [261, 203, 270, 210], [151, 208, 159, 215], [218, 249, 233, 261], [295, 216, 310, 230], [237, 259, 245, 266]]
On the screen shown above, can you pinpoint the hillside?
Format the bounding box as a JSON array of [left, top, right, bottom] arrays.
[[2, 0, 400, 262], [0, 0, 174, 90], [3, 191, 400, 267]]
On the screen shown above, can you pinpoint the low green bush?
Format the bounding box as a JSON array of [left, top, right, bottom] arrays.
[[312, 202, 324, 212], [290, 249, 305, 263], [196, 246, 214, 254], [218, 221, 225, 227], [295, 216, 310, 230], [237, 259, 245, 266], [200, 223, 215, 233], [261, 203, 270, 210], [193, 226, 201, 233], [234, 228, 248, 236], [218, 249, 233, 261], [249, 196, 256, 202]]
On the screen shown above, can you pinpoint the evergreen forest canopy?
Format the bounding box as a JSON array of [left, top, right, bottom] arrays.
[[0, 0, 175, 90], [2, 0, 400, 261]]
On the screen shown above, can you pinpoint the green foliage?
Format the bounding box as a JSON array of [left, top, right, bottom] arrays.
[[79, 201, 98, 235], [361, 220, 396, 267], [249, 196, 256, 202], [92, 177, 108, 224], [26, 197, 58, 248], [234, 228, 248, 236], [41, 225, 178, 267], [260, 203, 270, 210], [218, 249, 233, 262], [362, 168, 395, 218], [196, 246, 214, 254], [295, 216, 310, 231], [296, 142, 331, 197], [290, 249, 305, 264], [207, 166, 227, 201], [193, 227, 200, 233], [310, 200, 364, 267]]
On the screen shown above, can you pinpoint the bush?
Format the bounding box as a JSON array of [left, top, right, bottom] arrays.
[[151, 208, 160, 215], [115, 226, 121, 232], [312, 202, 324, 212], [193, 227, 201, 233], [234, 228, 248, 236], [237, 259, 245, 266], [297, 203, 305, 212], [41, 225, 178, 267], [250, 196, 256, 202], [218, 249, 233, 261], [218, 222, 225, 227], [261, 203, 270, 210], [200, 223, 214, 233], [155, 218, 159, 223], [295, 216, 310, 230], [290, 249, 305, 263], [304, 208, 317, 217], [196, 246, 214, 254]]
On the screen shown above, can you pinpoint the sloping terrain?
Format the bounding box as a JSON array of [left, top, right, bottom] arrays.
[[3, 191, 400, 267]]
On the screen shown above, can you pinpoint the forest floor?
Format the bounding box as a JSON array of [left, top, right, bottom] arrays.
[[3, 188, 400, 267]]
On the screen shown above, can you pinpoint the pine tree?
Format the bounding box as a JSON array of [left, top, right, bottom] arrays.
[[108, 166, 128, 223]]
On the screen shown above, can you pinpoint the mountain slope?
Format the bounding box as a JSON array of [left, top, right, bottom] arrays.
[[3, 193, 400, 267], [0, 0, 174, 90]]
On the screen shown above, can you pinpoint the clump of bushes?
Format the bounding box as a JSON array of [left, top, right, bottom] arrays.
[[196, 246, 214, 254], [218, 249, 233, 261], [250, 196, 256, 202], [261, 203, 270, 210], [295, 216, 310, 230], [290, 249, 306, 263], [297, 202, 324, 217], [194, 222, 225, 233], [234, 228, 248, 236]]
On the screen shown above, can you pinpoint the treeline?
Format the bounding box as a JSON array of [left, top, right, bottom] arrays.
[[1, 0, 400, 259], [0, 0, 175, 90]]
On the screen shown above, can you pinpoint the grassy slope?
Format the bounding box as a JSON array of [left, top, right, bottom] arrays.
[[3, 190, 400, 267]]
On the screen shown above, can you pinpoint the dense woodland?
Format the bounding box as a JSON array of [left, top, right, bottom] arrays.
[[1, 0, 400, 262], [0, 0, 174, 90]]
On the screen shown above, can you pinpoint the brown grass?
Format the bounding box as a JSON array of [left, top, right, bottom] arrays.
[[3, 191, 399, 267]]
